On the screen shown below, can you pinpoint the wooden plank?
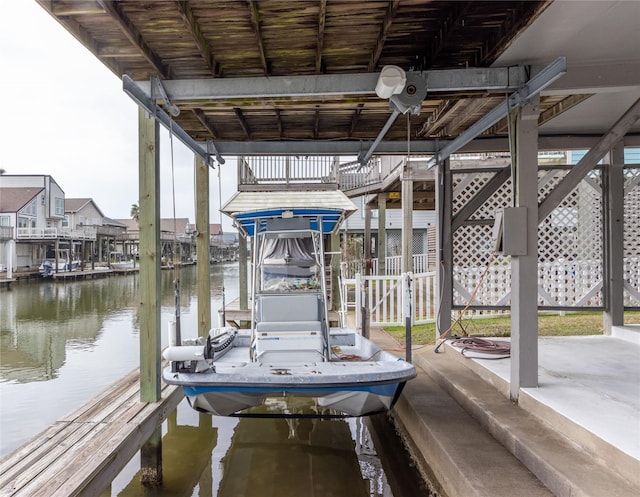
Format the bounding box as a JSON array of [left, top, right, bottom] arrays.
[[0, 366, 182, 497]]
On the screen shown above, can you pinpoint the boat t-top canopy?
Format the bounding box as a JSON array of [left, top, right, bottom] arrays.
[[221, 191, 358, 236]]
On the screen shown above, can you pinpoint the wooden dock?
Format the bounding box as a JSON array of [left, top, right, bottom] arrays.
[[0, 369, 183, 497], [52, 269, 114, 280]]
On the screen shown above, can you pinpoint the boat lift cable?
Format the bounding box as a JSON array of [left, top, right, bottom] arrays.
[[169, 119, 182, 347]]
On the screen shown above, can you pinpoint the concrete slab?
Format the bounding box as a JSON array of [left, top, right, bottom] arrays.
[[448, 335, 640, 472], [402, 346, 639, 497]]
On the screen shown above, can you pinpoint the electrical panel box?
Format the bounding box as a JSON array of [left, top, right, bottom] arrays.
[[492, 207, 528, 256]]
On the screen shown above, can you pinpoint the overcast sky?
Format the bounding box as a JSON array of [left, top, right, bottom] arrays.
[[0, 1, 237, 231]]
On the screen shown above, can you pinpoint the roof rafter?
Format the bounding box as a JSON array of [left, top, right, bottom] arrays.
[[368, 0, 399, 72], [234, 108, 252, 139], [192, 109, 218, 140], [175, 1, 220, 77], [247, 0, 269, 76], [275, 108, 284, 138], [422, 2, 471, 69], [96, 0, 171, 78], [315, 0, 327, 74]]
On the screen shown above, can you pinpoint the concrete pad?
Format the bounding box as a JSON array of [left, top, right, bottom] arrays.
[[407, 347, 639, 497]]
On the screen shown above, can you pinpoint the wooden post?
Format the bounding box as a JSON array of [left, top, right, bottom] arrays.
[[378, 193, 386, 275], [196, 156, 211, 337], [330, 231, 340, 312], [436, 159, 453, 337], [140, 427, 163, 486], [239, 232, 248, 310], [138, 107, 162, 486], [401, 171, 413, 274], [138, 106, 161, 403], [364, 204, 372, 275], [509, 95, 540, 400], [603, 142, 625, 333]]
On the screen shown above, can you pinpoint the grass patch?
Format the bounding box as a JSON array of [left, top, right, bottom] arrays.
[[383, 311, 640, 346]]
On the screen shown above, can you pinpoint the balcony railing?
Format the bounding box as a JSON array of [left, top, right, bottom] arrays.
[[0, 226, 13, 240], [16, 227, 97, 240]]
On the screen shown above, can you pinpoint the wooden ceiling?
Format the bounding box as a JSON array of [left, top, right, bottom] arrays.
[[38, 1, 557, 147]]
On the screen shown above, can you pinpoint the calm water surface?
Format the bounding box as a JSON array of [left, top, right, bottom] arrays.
[[0, 265, 431, 496]]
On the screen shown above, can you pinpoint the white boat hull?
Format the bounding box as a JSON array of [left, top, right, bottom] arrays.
[[163, 329, 415, 417]]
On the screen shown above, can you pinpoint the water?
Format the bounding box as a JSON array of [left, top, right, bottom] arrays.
[[0, 266, 431, 496]]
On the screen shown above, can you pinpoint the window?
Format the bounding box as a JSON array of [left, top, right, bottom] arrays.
[[62, 215, 70, 228], [21, 198, 37, 217], [18, 216, 30, 228], [55, 197, 65, 216], [0, 216, 9, 226]]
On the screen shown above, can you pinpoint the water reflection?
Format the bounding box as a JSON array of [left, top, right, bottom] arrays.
[[0, 265, 238, 456], [115, 401, 397, 497]]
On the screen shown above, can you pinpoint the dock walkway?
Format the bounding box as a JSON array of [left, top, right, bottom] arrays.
[[0, 369, 183, 497]]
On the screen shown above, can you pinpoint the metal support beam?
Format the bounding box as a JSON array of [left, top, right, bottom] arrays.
[[123, 75, 221, 167], [358, 110, 400, 166], [426, 57, 567, 168], [135, 66, 529, 100], [539, 97, 640, 222], [509, 94, 540, 400]]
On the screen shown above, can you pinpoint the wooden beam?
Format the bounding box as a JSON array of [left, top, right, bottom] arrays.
[[422, 2, 471, 68], [368, 0, 400, 71], [97, 0, 171, 78], [539, 97, 640, 222], [138, 107, 161, 403], [192, 108, 218, 139], [247, 0, 269, 76], [538, 94, 593, 126], [348, 104, 364, 138], [234, 108, 252, 139], [275, 108, 284, 138], [175, 1, 220, 76], [315, 0, 327, 74]]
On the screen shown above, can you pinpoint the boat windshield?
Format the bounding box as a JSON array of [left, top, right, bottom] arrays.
[[258, 231, 321, 292]]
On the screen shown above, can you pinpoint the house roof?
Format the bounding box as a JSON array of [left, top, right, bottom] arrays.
[[65, 198, 105, 217], [189, 223, 223, 236], [115, 217, 193, 234], [0, 187, 43, 213]]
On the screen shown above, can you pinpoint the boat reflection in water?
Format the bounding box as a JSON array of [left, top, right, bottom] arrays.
[[114, 400, 396, 497]]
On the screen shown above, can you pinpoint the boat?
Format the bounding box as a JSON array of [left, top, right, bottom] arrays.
[[162, 190, 416, 417], [108, 251, 135, 270], [39, 249, 81, 277]]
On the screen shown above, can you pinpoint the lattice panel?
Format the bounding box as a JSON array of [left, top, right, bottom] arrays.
[[452, 172, 492, 216], [452, 167, 605, 308], [624, 167, 640, 305]]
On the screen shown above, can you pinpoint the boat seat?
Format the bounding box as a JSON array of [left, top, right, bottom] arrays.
[[256, 321, 322, 333], [258, 293, 322, 322]]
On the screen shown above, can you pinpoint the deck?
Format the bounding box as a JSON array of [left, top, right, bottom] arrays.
[[0, 369, 183, 497]]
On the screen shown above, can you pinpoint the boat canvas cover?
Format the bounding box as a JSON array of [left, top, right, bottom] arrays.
[[221, 190, 358, 235]]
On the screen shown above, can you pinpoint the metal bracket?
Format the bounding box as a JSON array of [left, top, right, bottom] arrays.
[[207, 141, 225, 165], [150, 76, 180, 117]]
